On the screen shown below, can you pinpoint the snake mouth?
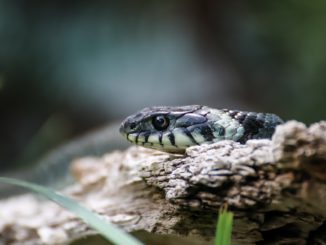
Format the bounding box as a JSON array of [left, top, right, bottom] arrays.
[[125, 131, 187, 153], [125, 133, 140, 144], [126, 132, 156, 146]]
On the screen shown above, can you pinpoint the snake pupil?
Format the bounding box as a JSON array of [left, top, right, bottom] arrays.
[[152, 115, 169, 130]]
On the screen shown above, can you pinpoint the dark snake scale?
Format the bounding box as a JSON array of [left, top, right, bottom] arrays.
[[119, 105, 284, 153]]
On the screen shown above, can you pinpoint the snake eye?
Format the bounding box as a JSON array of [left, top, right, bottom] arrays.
[[152, 115, 170, 130]]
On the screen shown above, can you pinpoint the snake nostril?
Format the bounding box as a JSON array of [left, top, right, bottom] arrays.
[[129, 122, 137, 130]]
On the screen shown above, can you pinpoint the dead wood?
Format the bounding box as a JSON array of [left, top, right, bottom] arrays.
[[0, 121, 325, 245]]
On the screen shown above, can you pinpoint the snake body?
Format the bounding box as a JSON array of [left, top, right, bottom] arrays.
[[119, 105, 283, 153]]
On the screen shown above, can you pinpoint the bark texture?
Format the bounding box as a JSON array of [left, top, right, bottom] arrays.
[[0, 121, 325, 245]]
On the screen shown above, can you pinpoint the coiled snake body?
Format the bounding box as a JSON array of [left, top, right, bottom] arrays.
[[120, 105, 283, 153]]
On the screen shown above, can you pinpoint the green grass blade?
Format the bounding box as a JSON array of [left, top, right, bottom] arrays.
[[222, 211, 233, 245], [0, 177, 144, 245], [215, 206, 233, 245]]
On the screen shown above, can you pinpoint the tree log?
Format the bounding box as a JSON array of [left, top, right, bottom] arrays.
[[0, 121, 325, 245]]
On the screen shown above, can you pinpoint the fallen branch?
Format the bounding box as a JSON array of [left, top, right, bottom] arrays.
[[0, 121, 325, 245]]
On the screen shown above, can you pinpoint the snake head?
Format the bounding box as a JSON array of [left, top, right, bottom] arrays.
[[119, 105, 211, 153], [120, 105, 284, 153]]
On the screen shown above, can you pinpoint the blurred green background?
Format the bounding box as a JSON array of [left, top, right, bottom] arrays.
[[1, 1, 325, 172]]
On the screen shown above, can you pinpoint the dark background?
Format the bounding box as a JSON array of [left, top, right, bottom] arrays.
[[1, 1, 325, 172]]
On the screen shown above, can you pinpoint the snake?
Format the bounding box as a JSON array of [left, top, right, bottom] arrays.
[[0, 105, 282, 197], [0, 105, 283, 197], [119, 105, 284, 153]]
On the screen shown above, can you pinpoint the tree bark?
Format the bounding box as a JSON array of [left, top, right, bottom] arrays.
[[0, 121, 325, 245]]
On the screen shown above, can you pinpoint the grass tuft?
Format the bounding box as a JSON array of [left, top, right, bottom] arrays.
[[0, 177, 144, 245]]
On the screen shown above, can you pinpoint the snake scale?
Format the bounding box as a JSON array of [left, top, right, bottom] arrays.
[[120, 105, 283, 153]]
